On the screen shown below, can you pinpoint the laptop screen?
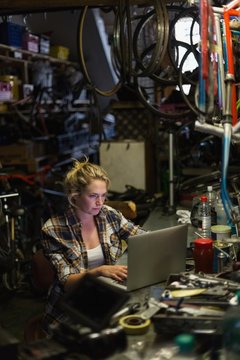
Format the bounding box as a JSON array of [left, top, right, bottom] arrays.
[[126, 224, 188, 291]]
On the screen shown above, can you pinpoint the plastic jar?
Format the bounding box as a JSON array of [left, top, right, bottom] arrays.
[[173, 333, 197, 359], [211, 225, 231, 241], [193, 238, 214, 273]]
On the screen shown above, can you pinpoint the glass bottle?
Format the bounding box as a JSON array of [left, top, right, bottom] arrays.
[[198, 195, 211, 238], [215, 192, 228, 226], [207, 185, 217, 225]]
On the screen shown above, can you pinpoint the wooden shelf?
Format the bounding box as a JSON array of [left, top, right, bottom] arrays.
[[0, 100, 91, 114], [0, 43, 82, 104], [0, 0, 182, 15], [0, 1, 150, 15], [0, 44, 77, 67], [111, 101, 144, 109]]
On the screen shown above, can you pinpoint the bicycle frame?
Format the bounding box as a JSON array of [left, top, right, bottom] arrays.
[[196, 0, 240, 234], [0, 192, 24, 290], [213, 0, 240, 126]]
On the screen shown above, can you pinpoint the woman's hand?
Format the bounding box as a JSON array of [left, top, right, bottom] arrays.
[[90, 265, 128, 282]]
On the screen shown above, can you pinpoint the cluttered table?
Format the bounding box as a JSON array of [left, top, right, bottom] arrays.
[[108, 207, 240, 359], [108, 271, 238, 360]]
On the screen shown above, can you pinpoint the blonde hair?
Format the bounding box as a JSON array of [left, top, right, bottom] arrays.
[[64, 158, 110, 199]]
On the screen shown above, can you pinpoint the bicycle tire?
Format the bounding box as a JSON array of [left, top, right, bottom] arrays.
[[2, 248, 24, 291], [178, 45, 217, 117], [167, 6, 200, 73], [78, 6, 122, 97], [131, 4, 169, 77]]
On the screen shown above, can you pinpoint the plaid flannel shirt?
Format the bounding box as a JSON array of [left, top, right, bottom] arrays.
[[41, 204, 145, 333]]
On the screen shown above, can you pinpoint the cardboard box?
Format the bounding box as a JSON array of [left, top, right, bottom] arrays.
[[39, 35, 50, 55], [0, 141, 46, 160], [23, 33, 39, 53], [100, 140, 156, 193], [0, 155, 52, 173], [50, 45, 69, 60]]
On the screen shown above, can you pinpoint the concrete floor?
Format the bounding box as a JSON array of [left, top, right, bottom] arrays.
[[0, 280, 46, 343], [0, 205, 193, 347]]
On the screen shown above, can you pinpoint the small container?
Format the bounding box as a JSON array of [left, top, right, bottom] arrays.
[[213, 240, 231, 273], [173, 333, 196, 359], [215, 194, 228, 225], [39, 34, 50, 54], [0, 75, 20, 101], [193, 238, 214, 273], [218, 252, 225, 273], [50, 45, 69, 60], [0, 21, 24, 47], [23, 32, 39, 53], [211, 225, 231, 241]]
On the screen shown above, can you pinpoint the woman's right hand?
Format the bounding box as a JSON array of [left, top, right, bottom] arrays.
[[90, 265, 128, 282]]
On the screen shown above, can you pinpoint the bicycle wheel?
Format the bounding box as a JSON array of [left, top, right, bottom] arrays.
[[132, 4, 169, 77], [135, 45, 197, 120], [168, 6, 200, 74], [2, 248, 24, 291], [78, 6, 122, 97]]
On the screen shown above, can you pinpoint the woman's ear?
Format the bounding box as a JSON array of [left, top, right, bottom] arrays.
[[68, 194, 77, 208]]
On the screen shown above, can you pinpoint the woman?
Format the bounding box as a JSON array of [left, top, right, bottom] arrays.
[[41, 158, 145, 334]]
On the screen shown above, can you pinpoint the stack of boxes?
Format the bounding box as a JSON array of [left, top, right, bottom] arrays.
[[0, 21, 69, 59], [0, 21, 72, 174], [0, 21, 70, 103], [0, 141, 51, 173]]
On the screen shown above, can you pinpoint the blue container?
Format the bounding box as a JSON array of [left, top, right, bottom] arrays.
[[0, 22, 24, 48]]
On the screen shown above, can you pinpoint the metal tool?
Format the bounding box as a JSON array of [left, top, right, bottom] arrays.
[[218, 252, 225, 273], [111, 302, 141, 324], [180, 272, 240, 291], [140, 298, 168, 320]]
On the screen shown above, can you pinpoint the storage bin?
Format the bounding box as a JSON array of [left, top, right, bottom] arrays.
[[50, 45, 69, 60], [0, 22, 24, 48], [0, 75, 20, 101], [39, 35, 50, 55], [22, 32, 39, 53], [0, 81, 12, 101]]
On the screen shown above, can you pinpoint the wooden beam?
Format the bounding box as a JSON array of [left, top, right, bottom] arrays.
[[0, 0, 153, 15]]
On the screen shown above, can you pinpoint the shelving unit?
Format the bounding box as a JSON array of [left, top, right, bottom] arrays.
[[0, 43, 77, 86], [0, 0, 181, 15], [0, 43, 114, 176]]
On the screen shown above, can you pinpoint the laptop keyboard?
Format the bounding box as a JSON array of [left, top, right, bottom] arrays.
[[114, 278, 127, 286], [98, 276, 127, 290]]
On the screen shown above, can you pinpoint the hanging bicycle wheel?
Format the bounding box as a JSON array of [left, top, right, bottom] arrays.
[[78, 6, 122, 97], [167, 6, 200, 73], [132, 3, 169, 77], [135, 45, 198, 120]]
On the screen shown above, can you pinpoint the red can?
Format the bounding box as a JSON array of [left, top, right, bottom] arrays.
[[193, 238, 214, 273]]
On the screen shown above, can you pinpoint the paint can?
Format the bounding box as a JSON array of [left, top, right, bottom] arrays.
[[213, 240, 232, 273], [193, 238, 214, 273]]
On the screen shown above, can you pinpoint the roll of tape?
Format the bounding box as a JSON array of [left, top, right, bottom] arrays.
[[119, 315, 151, 335]]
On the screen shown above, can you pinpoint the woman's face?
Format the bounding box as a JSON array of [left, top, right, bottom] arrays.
[[75, 179, 108, 215]]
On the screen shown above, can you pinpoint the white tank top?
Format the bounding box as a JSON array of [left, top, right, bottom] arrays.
[[87, 244, 105, 269]]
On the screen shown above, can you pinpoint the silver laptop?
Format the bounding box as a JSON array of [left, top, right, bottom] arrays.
[[99, 224, 188, 292]]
